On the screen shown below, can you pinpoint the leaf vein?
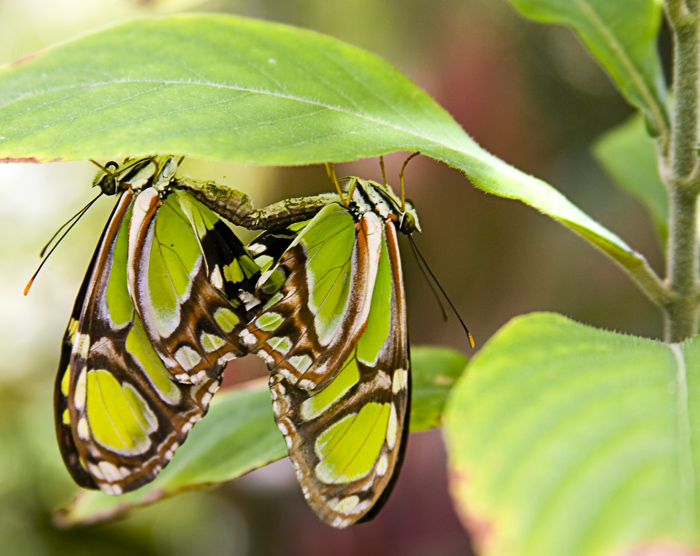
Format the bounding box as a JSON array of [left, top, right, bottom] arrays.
[[670, 342, 696, 531]]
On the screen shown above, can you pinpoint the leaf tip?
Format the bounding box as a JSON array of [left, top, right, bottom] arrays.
[[53, 492, 133, 529]]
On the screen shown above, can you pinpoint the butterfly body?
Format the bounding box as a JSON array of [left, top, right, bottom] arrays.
[[55, 156, 259, 494], [243, 178, 418, 527]]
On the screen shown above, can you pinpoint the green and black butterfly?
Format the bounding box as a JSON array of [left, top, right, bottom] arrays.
[[54, 156, 260, 494], [240, 170, 422, 528]]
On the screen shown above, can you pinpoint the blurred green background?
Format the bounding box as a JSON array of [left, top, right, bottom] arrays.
[[0, 0, 665, 554]]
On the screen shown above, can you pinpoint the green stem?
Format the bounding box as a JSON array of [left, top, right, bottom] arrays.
[[664, 187, 700, 340], [663, 0, 700, 342]]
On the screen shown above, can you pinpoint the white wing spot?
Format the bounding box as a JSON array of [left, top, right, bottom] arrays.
[[74, 369, 87, 409], [333, 495, 360, 514], [217, 352, 237, 365], [387, 403, 398, 450], [102, 483, 123, 495], [240, 330, 257, 348], [392, 369, 408, 394], [175, 346, 202, 371], [376, 454, 389, 476], [88, 463, 104, 481], [210, 266, 224, 290], [74, 332, 90, 359], [98, 461, 123, 482], [77, 416, 90, 440]]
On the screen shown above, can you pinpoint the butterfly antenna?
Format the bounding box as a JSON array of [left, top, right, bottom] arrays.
[[408, 235, 475, 348], [89, 159, 111, 173], [380, 155, 387, 187], [399, 152, 420, 212], [409, 237, 448, 321], [24, 192, 103, 296], [325, 162, 348, 205], [38, 193, 101, 258]]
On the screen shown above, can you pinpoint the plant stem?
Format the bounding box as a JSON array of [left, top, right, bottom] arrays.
[[665, 187, 700, 340], [663, 0, 700, 342]]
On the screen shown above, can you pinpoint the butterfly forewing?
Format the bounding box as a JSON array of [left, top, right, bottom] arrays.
[[55, 190, 221, 494]]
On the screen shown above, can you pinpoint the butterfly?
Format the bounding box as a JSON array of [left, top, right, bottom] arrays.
[[54, 156, 260, 494], [240, 172, 421, 528]]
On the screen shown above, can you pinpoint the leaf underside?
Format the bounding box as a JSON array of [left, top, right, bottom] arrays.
[[0, 14, 650, 282]]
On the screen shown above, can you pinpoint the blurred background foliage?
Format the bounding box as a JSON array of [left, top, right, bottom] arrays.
[[0, 0, 666, 554]]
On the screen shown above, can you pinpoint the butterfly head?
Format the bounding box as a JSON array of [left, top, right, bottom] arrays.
[[349, 178, 421, 236], [398, 198, 420, 235], [90, 156, 179, 196], [91, 160, 123, 195]]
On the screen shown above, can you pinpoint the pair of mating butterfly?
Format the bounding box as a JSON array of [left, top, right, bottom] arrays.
[[53, 154, 441, 528]]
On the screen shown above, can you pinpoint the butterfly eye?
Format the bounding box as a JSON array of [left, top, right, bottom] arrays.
[[95, 174, 117, 195], [399, 205, 418, 234], [91, 161, 121, 195]]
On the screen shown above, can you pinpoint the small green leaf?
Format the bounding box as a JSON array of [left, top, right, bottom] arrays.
[[56, 345, 466, 526], [410, 346, 469, 431], [444, 312, 700, 556], [593, 114, 667, 243], [55, 383, 280, 527], [505, 0, 668, 138], [0, 15, 654, 287]]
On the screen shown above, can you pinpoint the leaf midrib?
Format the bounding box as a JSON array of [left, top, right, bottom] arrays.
[[0, 78, 468, 150], [572, 0, 667, 136], [670, 343, 696, 531]]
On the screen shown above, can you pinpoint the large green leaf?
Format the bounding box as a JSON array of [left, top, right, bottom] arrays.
[[505, 0, 668, 137], [444, 312, 700, 556], [0, 15, 655, 291], [593, 114, 667, 244], [56, 345, 467, 527]]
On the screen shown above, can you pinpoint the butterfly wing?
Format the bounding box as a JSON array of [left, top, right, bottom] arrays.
[[243, 199, 410, 527], [273, 218, 410, 527], [55, 190, 221, 494], [242, 203, 382, 389], [128, 188, 260, 384]]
